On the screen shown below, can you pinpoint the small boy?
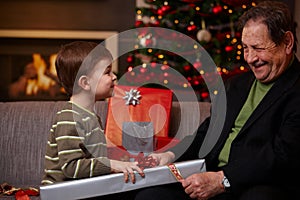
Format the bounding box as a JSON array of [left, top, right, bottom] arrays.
[[42, 41, 144, 189]]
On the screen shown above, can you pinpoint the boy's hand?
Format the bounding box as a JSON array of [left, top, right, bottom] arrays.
[[136, 155, 159, 170], [110, 160, 145, 184], [148, 151, 175, 166]]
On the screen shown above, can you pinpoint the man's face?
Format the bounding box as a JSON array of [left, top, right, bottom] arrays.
[[241, 19, 290, 83]]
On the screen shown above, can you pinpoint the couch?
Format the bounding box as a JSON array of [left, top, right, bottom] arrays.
[[0, 100, 211, 199]]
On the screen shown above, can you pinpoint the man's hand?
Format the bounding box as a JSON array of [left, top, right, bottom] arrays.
[[181, 171, 225, 200]]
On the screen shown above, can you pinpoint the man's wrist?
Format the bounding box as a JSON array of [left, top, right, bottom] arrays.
[[222, 175, 231, 192]]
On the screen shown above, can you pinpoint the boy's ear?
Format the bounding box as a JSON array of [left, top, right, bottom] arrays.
[[78, 75, 91, 90]]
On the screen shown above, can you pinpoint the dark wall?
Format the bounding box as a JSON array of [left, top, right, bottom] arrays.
[[0, 0, 136, 101], [282, 0, 295, 15], [0, 0, 135, 32]]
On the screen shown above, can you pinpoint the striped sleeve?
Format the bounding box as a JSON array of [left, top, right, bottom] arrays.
[[42, 103, 111, 184]]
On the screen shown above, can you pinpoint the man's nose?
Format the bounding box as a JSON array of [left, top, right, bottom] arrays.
[[245, 49, 258, 64]]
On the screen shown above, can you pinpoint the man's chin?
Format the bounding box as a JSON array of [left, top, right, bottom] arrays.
[[253, 72, 266, 81], [252, 67, 267, 77]]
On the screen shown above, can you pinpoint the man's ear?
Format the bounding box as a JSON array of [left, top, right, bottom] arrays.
[[284, 31, 294, 54], [78, 75, 91, 91]]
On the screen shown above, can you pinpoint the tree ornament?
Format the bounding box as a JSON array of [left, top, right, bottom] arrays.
[[197, 18, 212, 42], [126, 55, 133, 63], [157, 5, 171, 15], [151, 20, 160, 26], [161, 5, 171, 12], [183, 65, 191, 71], [193, 60, 202, 69], [187, 24, 197, 32], [225, 45, 233, 52], [193, 79, 200, 86], [197, 29, 212, 42], [142, 16, 151, 24], [157, 8, 163, 15], [139, 33, 157, 47], [212, 5, 222, 14], [135, 20, 143, 27], [201, 91, 209, 99], [136, 53, 152, 63]]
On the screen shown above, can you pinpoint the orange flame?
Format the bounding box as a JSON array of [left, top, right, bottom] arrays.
[[25, 53, 58, 96]]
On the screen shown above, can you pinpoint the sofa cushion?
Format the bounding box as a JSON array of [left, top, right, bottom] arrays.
[[0, 101, 109, 188], [0, 101, 64, 188]]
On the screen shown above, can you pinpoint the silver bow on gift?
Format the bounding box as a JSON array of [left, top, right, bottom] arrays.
[[123, 88, 141, 106]]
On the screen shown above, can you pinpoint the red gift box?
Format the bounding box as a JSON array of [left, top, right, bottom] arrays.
[[105, 85, 172, 148], [107, 137, 180, 161], [155, 136, 180, 152]]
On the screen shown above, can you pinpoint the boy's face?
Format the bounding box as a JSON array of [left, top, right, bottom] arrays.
[[89, 58, 116, 100]]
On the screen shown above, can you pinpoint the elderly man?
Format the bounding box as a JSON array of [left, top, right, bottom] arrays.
[[135, 1, 300, 200]]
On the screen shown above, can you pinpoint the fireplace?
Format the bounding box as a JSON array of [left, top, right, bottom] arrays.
[[0, 29, 118, 101]]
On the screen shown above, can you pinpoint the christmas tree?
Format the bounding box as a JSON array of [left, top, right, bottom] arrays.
[[123, 0, 258, 101]]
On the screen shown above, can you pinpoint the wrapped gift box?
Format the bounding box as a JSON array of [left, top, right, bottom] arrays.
[[155, 136, 180, 152], [107, 137, 180, 161], [105, 85, 173, 148], [40, 159, 206, 200]]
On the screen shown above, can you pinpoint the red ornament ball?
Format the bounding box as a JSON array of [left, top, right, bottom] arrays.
[[135, 20, 143, 27], [212, 5, 222, 14], [193, 61, 202, 69], [157, 5, 171, 15], [157, 9, 163, 15], [150, 62, 156, 68], [187, 25, 197, 32], [201, 92, 209, 99], [193, 80, 200, 85], [225, 45, 234, 52], [183, 65, 191, 71], [161, 5, 171, 12], [126, 56, 133, 63]]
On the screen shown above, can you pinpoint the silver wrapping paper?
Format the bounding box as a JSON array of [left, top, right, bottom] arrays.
[[40, 159, 206, 200]]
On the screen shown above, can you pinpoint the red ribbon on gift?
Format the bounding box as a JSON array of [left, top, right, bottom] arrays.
[[135, 153, 159, 170], [167, 163, 183, 181]]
